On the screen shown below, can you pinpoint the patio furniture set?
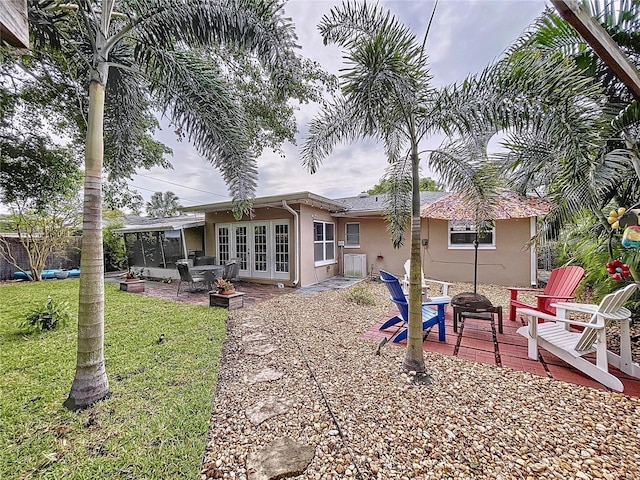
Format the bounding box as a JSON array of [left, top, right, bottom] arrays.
[[175, 258, 244, 309], [379, 262, 640, 393]]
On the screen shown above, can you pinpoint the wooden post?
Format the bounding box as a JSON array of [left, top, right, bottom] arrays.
[[0, 0, 28, 49], [551, 0, 640, 102]]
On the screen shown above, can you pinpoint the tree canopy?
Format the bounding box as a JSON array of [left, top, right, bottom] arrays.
[[367, 177, 441, 195], [146, 191, 181, 218]]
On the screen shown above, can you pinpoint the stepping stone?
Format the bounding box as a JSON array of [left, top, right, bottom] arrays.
[[245, 396, 292, 425], [245, 368, 284, 385], [242, 332, 270, 343], [240, 322, 264, 329], [246, 437, 314, 480], [245, 344, 278, 356]]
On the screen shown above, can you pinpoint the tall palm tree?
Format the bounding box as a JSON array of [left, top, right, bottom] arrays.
[[302, 1, 492, 375], [23, 0, 324, 410], [301, 1, 608, 375], [146, 191, 181, 218]]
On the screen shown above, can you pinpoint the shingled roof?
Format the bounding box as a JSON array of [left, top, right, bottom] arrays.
[[420, 191, 552, 220], [331, 191, 447, 216]]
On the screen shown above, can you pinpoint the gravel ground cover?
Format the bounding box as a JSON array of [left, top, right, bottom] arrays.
[[200, 280, 640, 480]]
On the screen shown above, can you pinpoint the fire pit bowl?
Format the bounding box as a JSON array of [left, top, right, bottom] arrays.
[[451, 292, 493, 310]]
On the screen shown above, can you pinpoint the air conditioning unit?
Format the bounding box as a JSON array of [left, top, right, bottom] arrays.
[[344, 253, 367, 278]]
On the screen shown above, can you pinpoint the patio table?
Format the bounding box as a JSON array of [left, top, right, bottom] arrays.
[[192, 265, 224, 290]]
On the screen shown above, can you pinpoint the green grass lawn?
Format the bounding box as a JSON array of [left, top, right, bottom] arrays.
[[0, 279, 226, 479]]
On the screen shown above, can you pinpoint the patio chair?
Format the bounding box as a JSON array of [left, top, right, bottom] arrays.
[[223, 259, 240, 282], [508, 265, 585, 321], [402, 259, 452, 301], [176, 262, 207, 296], [517, 283, 639, 392], [379, 270, 445, 343]]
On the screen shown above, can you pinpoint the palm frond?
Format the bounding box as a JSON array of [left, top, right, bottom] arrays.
[[319, 0, 431, 134], [122, 0, 303, 98], [383, 156, 412, 247], [142, 47, 257, 203], [300, 97, 366, 174]]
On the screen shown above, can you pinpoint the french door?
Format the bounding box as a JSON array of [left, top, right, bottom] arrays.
[[216, 220, 289, 280]]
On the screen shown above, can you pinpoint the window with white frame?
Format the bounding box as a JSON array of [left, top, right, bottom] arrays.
[[314, 221, 335, 264], [448, 220, 495, 248], [345, 222, 360, 247]]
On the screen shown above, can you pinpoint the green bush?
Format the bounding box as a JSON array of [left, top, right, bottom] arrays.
[[21, 296, 71, 332], [103, 219, 128, 271], [344, 283, 374, 306]]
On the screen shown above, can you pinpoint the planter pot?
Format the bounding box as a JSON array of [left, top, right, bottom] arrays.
[[210, 291, 245, 309], [219, 289, 236, 295], [120, 279, 145, 293]]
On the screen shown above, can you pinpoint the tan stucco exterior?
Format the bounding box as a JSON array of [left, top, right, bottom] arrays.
[[334, 217, 409, 279], [299, 204, 339, 286], [421, 218, 533, 286], [186, 192, 540, 288], [184, 226, 204, 254]]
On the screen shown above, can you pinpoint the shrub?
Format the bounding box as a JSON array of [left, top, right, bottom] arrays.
[[21, 296, 71, 332], [344, 283, 374, 305]]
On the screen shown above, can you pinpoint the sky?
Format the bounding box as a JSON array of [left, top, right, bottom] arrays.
[[129, 0, 549, 212]]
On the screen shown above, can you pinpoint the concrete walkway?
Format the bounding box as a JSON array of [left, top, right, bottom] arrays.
[[295, 275, 365, 295]]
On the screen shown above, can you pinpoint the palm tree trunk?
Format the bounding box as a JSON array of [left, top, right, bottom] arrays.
[[64, 80, 109, 410], [402, 134, 427, 374]]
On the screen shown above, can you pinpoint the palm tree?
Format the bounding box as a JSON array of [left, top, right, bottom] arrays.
[[483, 2, 640, 243], [23, 0, 325, 410], [301, 1, 608, 375], [302, 1, 491, 376], [146, 191, 181, 218]]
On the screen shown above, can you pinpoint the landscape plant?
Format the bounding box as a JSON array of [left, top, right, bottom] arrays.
[[21, 295, 72, 332], [496, 2, 640, 233], [146, 191, 182, 218], [344, 282, 374, 306], [0, 198, 82, 281], [102, 209, 128, 272], [302, 1, 455, 376]]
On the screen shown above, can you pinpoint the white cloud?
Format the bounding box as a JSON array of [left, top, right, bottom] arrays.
[[0, 1, 548, 215]]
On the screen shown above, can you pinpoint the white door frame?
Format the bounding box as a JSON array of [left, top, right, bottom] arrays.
[[216, 220, 290, 280]]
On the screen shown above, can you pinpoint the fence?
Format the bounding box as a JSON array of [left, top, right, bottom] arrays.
[[0, 236, 81, 280]]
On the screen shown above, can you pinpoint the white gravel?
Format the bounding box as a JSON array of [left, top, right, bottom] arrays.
[[200, 280, 640, 479]]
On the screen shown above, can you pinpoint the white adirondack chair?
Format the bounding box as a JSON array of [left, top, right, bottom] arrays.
[[402, 259, 453, 301], [517, 283, 639, 392]]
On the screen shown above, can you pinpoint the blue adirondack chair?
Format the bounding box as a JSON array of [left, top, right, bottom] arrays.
[[379, 270, 446, 342]]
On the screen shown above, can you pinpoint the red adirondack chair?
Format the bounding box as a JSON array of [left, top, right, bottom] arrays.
[[508, 266, 585, 321]]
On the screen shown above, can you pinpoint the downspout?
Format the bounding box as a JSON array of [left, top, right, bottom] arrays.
[[282, 200, 299, 286], [530, 217, 537, 286], [180, 228, 188, 260]]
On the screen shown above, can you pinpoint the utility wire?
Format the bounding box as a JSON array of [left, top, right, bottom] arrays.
[[134, 173, 229, 199], [129, 183, 208, 206]]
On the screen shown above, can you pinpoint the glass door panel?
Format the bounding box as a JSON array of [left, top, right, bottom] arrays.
[[274, 222, 289, 274], [217, 226, 230, 265], [234, 224, 249, 276], [253, 223, 268, 277]]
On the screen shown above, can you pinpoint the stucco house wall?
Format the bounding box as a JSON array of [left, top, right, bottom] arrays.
[[421, 217, 534, 287], [299, 204, 338, 287], [184, 226, 204, 255], [183, 190, 548, 288], [335, 217, 409, 278], [204, 206, 298, 286]]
